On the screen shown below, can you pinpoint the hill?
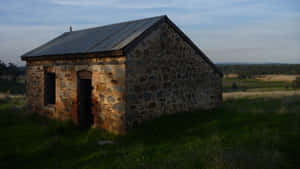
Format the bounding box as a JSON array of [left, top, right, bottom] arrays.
[[217, 64, 300, 75]]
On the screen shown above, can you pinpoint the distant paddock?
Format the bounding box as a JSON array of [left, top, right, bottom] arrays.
[[223, 90, 300, 100], [255, 74, 300, 82]]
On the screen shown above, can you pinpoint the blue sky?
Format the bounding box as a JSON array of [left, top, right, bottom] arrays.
[[0, 0, 299, 65]]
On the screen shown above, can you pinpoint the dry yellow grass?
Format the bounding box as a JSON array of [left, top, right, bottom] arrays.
[[223, 90, 300, 100], [224, 74, 239, 78], [255, 74, 300, 82]]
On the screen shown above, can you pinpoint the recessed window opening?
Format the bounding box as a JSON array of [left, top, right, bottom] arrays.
[[45, 72, 56, 105]]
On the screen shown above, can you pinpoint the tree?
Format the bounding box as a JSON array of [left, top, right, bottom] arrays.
[[232, 82, 238, 90], [0, 60, 21, 81], [7, 62, 19, 81], [0, 59, 7, 76]]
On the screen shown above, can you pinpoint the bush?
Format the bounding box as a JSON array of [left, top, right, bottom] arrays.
[[238, 73, 253, 79], [232, 82, 239, 90], [292, 77, 300, 89], [238, 74, 247, 79], [285, 83, 290, 89]]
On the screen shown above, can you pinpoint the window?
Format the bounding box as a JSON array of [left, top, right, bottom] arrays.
[[45, 72, 56, 105]]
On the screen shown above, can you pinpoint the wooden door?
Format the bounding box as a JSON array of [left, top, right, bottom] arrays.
[[78, 78, 93, 128]]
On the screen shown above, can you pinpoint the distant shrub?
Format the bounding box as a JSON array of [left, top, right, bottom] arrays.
[[238, 74, 247, 79], [292, 77, 300, 89], [285, 83, 290, 89], [238, 73, 253, 79], [232, 82, 239, 90]]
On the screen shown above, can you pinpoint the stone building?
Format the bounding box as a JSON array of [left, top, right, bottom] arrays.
[[21, 15, 222, 134]]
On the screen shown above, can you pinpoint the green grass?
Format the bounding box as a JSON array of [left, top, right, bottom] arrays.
[[223, 77, 291, 92], [1, 96, 300, 169]]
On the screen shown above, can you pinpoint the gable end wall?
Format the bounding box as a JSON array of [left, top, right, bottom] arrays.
[[125, 21, 222, 128]]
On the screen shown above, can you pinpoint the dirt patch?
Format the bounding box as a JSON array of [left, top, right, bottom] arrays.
[[224, 74, 239, 78]]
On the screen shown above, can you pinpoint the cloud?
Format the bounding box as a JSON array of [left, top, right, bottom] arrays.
[[50, 0, 176, 9], [49, 0, 264, 10], [0, 0, 299, 65]]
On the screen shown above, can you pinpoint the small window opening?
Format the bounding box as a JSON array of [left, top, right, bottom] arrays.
[[45, 72, 56, 105]]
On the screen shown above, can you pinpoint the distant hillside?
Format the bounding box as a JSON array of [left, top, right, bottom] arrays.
[[216, 62, 297, 65], [216, 64, 300, 75]]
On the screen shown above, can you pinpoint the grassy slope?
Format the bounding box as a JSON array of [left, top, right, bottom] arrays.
[[1, 96, 300, 169]]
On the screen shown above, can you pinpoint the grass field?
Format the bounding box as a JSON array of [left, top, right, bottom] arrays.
[[1, 95, 300, 169], [223, 77, 293, 92]]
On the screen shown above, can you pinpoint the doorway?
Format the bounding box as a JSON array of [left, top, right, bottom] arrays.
[[77, 71, 93, 128]]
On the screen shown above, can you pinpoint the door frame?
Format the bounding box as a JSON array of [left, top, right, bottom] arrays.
[[77, 70, 93, 128]]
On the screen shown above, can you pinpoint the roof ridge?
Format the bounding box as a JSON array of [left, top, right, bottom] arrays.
[[87, 16, 165, 52], [68, 15, 166, 34], [110, 17, 163, 49]]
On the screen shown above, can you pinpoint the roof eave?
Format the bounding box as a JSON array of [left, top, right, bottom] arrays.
[[21, 49, 124, 61]]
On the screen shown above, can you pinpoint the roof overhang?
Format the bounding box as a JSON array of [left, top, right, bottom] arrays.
[[21, 49, 123, 61]]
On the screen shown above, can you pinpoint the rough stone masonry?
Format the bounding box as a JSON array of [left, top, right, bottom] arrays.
[[22, 16, 222, 134]]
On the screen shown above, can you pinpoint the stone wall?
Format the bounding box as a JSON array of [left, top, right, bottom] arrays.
[[26, 56, 126, 134], [125, 21, 222, 128]]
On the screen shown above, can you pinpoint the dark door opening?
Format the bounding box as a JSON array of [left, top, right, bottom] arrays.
[[78, 79, 93, 128]]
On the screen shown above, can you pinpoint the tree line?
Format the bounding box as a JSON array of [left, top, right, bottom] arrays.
[[217, 64, 300, 78], [0, 60, 25, 81]]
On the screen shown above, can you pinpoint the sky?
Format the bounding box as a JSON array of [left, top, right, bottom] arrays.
[[0, 0, 299, 65]]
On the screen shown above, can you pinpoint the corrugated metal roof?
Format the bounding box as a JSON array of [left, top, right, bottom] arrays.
[[21, 15, 165, 58]]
